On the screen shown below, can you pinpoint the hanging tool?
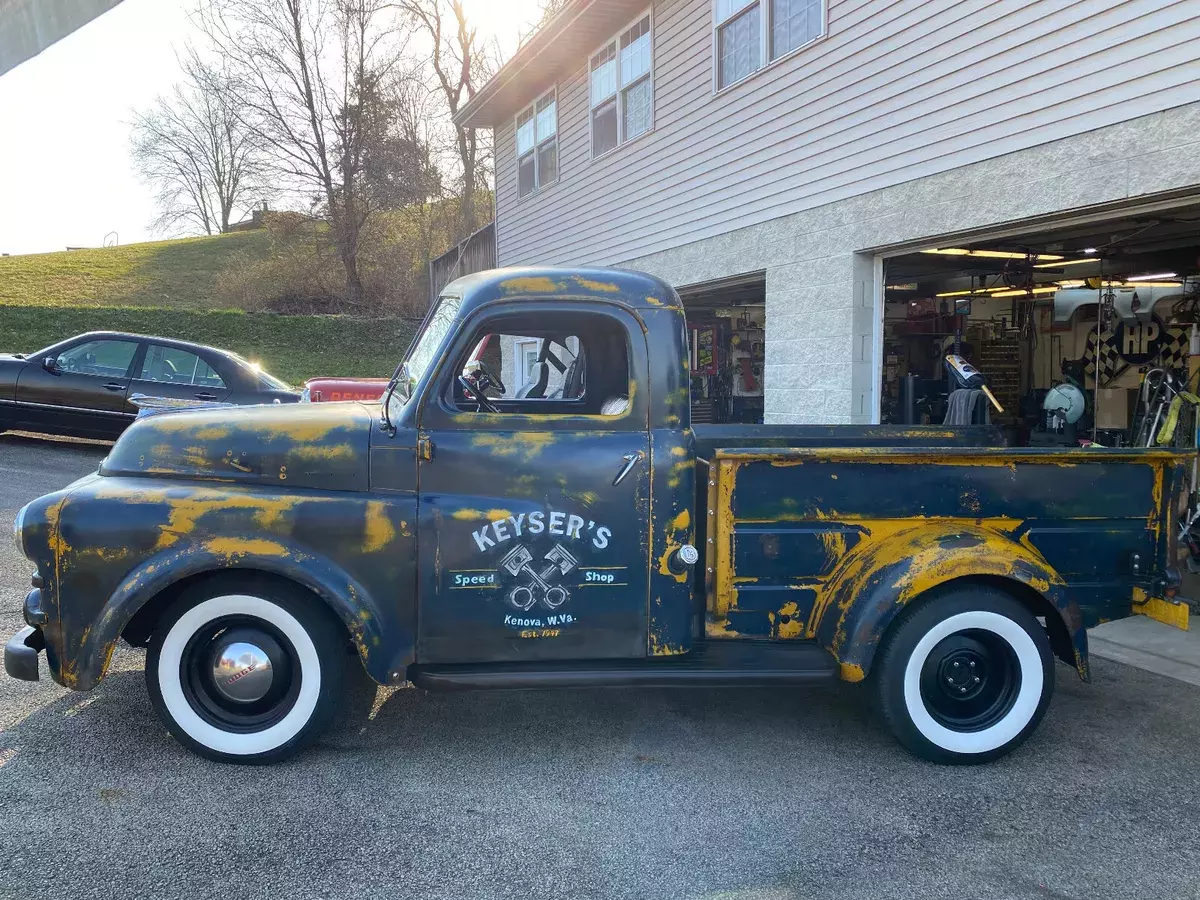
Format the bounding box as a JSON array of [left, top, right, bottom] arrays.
[[944, 354, 1004, 413]]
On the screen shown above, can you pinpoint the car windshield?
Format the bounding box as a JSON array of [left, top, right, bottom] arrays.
[[400, 294, 461, 395]]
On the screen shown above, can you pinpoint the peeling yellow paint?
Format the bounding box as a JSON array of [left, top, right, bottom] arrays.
[[472, 431, 556, 460], [452, 508, 485, 521], [363, 501, 396, 553], [572, 276, 621, 293], [499, 276, 563, 293], [203, 537, 292, 558], [292, 443, 355, 462], [839, 662, 866, 683]]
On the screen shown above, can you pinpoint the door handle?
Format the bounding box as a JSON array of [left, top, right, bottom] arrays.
[[103, 382, 125, 392], [612, 450, 645, 486], [194, 392, 218, 401]]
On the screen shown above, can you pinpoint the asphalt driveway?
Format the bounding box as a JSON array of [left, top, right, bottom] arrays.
[[1, 433, 1199, 900]]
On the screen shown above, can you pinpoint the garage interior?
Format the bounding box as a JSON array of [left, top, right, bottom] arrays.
[[677, 274, 766, 425], [880, 200, 1200, 447]]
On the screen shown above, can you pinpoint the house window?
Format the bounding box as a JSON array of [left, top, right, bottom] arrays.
[[515, 339, 541, 394], [517, 89, 557, 198], [715, 0, 824, 90], [590, 11, 653, 158]]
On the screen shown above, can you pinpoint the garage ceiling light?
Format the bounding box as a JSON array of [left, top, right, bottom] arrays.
[[989, 286, 1061, 297], [934, 286, 1033, 297], [1126, 272, 1177, 281], [1116, 281, 1183, 288], [921, 248, 1064, 261], [1033, 258, 1100, 269], [887, 283, 919, 290]]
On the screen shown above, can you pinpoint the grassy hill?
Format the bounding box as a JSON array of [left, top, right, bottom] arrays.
[[0, 231, 418, 384], [0, 231, 275, 309]]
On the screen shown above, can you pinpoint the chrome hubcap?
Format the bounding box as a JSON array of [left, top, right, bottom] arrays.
[[211, 640, 274, 703]]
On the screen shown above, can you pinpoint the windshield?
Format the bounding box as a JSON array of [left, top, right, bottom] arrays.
[[400, 294, 462, 395]]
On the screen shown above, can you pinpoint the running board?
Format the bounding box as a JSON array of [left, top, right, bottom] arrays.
[[411, 641, 839, 691]]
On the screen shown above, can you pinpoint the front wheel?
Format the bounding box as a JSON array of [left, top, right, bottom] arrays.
[[146, 577, 346, 764], [872, 586, 1054, 765]]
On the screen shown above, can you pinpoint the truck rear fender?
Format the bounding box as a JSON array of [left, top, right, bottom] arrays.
[[814, 524, 1086, 683], [75, 538, 403, 690]]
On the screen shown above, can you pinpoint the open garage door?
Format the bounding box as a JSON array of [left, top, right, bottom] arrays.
[[878, 199, 1200, 448], [676, 273, 767, 425]]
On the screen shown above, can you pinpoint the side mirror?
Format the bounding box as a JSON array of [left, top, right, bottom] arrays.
[[42, 356, 58, 372]]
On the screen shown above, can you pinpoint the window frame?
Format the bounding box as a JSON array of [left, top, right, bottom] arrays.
[[515, 86, 559, 200], [711, 0, 827, 94], [55, 338, 140, 379], [418, 300, 649, 434], [588, 7, 655, 161], [137, 343, 228, 389], [514, 338, 542, 394]]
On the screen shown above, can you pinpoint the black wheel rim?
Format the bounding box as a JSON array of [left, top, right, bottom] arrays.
[[919, 628, 1021, 732], [179, 615, 302, 733]]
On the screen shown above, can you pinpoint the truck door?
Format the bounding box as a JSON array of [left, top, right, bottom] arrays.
[[416, 301, 651, 663]]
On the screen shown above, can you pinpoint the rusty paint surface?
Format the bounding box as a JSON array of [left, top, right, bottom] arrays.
[[19, 399, 417, 690], [705, 447, 1189, 682]]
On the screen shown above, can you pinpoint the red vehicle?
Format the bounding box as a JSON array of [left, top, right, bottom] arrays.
[[300, 377, 389, 403], [302, 338, 495, 404]]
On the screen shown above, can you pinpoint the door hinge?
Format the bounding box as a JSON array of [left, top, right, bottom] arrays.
[[418, 435, 434, 461]]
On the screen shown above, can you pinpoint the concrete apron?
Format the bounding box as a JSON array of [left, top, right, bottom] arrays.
[[1089, 616, 1200, 688]]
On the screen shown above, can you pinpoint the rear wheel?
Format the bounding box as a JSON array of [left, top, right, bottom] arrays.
[[872, 586, 1054, 764], [145, 577, 345, 764]]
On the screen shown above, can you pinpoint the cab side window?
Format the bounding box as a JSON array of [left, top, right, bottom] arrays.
[[452, 313, 630, 417]]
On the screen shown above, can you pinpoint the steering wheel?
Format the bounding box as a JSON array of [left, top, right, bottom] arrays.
[[66, 358, 79, 372], [458, 360, 507, 413]]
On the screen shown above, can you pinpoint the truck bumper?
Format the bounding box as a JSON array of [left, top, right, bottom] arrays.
[[5, 626, 44, 682]]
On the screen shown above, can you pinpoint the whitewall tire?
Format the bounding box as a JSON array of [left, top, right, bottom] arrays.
[[146, 577, 346, 764], [873, 586, 1055, 765]]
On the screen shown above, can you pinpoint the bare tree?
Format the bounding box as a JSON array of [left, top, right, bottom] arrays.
[[196, 0, 407, 305], [393, 0, 492, 238], [130, 48, 267, 236]]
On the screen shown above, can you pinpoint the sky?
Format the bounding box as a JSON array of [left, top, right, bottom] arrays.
[[0, 0, 542, 257]]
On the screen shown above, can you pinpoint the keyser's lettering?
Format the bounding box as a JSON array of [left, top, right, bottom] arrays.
[[471, 507, 612, 553]]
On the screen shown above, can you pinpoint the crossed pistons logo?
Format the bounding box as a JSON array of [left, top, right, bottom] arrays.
[[499, 543, 578, 611]]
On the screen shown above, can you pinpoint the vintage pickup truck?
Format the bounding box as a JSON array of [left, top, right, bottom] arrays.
[[6, 268, 1194, 765]]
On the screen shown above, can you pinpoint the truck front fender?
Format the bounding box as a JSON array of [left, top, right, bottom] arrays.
[[813, 524, 1086, 683], [64, 536, 401, 691]]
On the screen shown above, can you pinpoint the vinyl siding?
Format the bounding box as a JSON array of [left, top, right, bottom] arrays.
[[494, 0, 1200, 267]]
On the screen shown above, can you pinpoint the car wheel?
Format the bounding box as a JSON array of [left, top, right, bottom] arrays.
[[146, 576, 346, 764], [872, 586, 1054, 765]]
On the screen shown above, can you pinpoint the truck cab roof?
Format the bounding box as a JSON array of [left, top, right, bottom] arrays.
[[440, 266, 683, 315]]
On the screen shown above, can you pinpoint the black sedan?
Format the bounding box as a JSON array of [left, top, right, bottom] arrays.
[[0, 331, 300, 441]]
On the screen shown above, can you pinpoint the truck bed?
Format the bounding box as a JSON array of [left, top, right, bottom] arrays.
[[697, 442, 1191, 670]]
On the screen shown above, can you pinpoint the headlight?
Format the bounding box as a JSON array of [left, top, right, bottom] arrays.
[[13, 503, 27, 558]]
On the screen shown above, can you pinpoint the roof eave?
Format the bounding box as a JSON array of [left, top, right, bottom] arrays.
[[454, 0, 646, 129], [454, 0, 590, 129]]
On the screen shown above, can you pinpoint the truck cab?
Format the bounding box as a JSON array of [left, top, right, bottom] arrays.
[[7, 267, 1193, 766], [375, 269, 697, 666]]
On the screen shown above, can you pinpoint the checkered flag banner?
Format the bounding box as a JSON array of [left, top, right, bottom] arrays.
[[1159, 328, 1191, 369], [1082, 324, 1190, 387]]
